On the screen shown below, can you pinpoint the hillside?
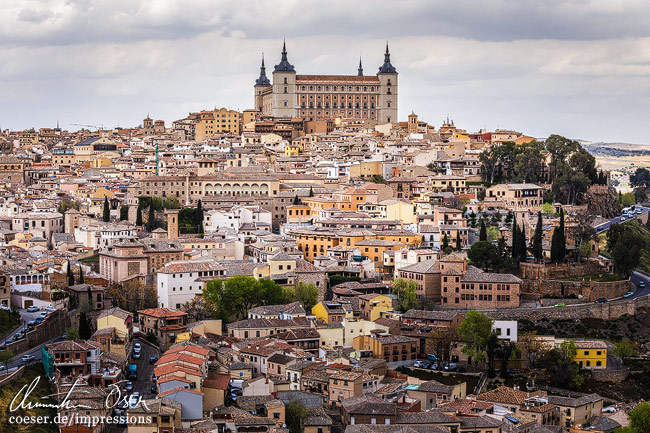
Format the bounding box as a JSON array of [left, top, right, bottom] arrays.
[[597, 219, 650, 273], [0, 365, 57, 433]]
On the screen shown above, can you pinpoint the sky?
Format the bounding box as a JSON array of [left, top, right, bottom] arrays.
[[2, 0, 650, 144]]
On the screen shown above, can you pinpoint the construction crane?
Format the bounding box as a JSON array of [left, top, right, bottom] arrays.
[[70, 123, 104, 131]]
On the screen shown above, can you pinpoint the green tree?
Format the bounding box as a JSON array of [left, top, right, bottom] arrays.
[[136, 206, 143, 226], [78, 267, 84, 284], [285, 401, 308, 433], [102, 197, 110, 222], [293, 195, 300, 205], [163, 195, 180, 209], [486, 332, 499, 378], [442, 233, 449, 251], [65, 327, 79, 340], [579, 241, 592, 259], [519, 224, 527, 261], [79, 312, 92, 340], [202, 276, 261, 322], [541, 202, 555, 215], [616, 401, 650, 433], [532, 211, 543, 261], [458, 310, 494, 363], [630, 168, 650, 187], [634, 187, 647, 204], [486, 226, 500, 242], [294, 281, 319, 312], [120, 205, 129, 221], [0, 349, 14, 370], [499, 341, 517, 379], [511, 216, 519, 259], [145, 331, 158, 344], [621, 192, 635, 207], [613, 339, 638, 364], [369, 174, 387, 184], [468, 241, 501, 272], [67, 261, 75, 287], [545, 340, 583, 390], [309, 186, 314, 197], [550, 208, 566, 263], [479, 220, 487, 242], [455, 229, 462, 250], [146, 203, 156, 232], [393, 278, 418, 312], [58, 199, 80, 214], [611, 228, 646, 277], [196, 200, 204, 233], [606, 223, 625, 251]]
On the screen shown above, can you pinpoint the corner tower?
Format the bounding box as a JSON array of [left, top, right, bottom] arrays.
[[377, 42, 398, 123], [271, 39, 297, 118], [254, 53, 271, 113]]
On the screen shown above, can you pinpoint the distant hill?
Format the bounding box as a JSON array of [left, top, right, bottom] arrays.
[[581, 141, 650, 158]]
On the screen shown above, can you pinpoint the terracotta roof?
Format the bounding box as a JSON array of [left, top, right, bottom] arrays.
[[138, 307, 188, 318], [159, 386, 204, 398]]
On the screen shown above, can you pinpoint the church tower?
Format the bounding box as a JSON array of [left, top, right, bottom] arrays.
[[254, 54, 271, 114], [271, 40, 297, 118], [377, 42, 398, 123]]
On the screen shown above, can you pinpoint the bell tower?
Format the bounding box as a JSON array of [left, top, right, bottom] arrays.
[[377, 42, 398, 123], [271, 39, 297, 118]]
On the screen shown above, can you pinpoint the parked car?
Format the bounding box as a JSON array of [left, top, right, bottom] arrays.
[[429, 362, 439, 370], [128, 392, 141, 408], [27, 320, 36, 328], [444, 363, 458, 371], [132, 350, 141, 360], [554, 302, 566, 307], [26, 306, 39, 313], [149, 356, 158, 365], [151, 384, 157, 394], [623, 291, 635, 298], [639, 281, 646, 288], [133, 342, 141, 351], [0, 365, 6, 371], [0, 305, 10, 311], [39, 311, 47, 318], [413, 360, 428, 368], [21, 354, 35, 363], [594, 298, 607, 303], [34, 317, 43, 324], [45, 304, 55, 312], [124, 381, 133, 392], [61, 332, 67, 339]]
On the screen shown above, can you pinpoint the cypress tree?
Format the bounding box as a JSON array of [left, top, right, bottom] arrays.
[[532, 211, 543, 261], [102, 197, 110, 222], [442, 233, 449, 251], [558, 207, 566, 261], [136, 207, 143, 226], [519, 224, 527, 262], [309, 186, 314, 197], [79, 312, 92, 339], [511, 216, 519, 259], [479, 220, 487, 242], [456, 230, 462, 250], [196, 200, 204, 232], [293, 195, 300, 205], [67, 261, 75, 287], [147, 203, 155, 231], [78, 266, 84, 284]]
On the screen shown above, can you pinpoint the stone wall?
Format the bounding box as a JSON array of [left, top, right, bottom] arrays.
[[520, 262, 602, 280], [484, 295, 649, 321], [591, 368, 629, 383], [4, 309, 68, 355], [522, 278, 630, 302], [0, 365, 25, 386]]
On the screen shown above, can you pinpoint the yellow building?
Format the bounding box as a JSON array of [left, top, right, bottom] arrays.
[[96, 307, 133, 357], [382, 199, 416, 225], [574, 340, 607, 369], [284, 142, 303, 156], [312, 301, 353, 324], [348, 161, 383, 179], [194, 108, 241, 141], [358, 294, 392, 321]]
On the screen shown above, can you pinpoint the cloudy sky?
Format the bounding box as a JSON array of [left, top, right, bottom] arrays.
[[2, 0, 650, 143]]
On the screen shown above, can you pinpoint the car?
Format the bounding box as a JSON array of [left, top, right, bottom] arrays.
[[149, 356, 158, 365], [21, 354, 35, 363], [554, 302, 566, 307], [39, 311, 47, 318], [124, 381, 134, 392], [45, 304, 55, 312], [620, 216, 627, 221], [61, 332, 67, 339], [133, 342, 141, 351], [0, 365, 6, 371], [152, 374, 157, 383], [426, 353, 439, 362], [26, 306, 39, 313], [132, 351, 141, 359], [623, 291, 635, 298], [594, 298, 607, 303], [12, 334, 20, 341], [34, 317, 43, 324], [151, 384, 157, 394], [639, 281, 646, 288], [27, 320, 36, 327], [444, 362, 458, 371], [129, 392, 141, 408], [413, 360, 427, 368], [429, 362, 439, 370], [0, 305, 10, 311]]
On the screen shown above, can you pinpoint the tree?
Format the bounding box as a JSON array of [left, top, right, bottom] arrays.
[[611, 227, 646, 277], [486, 332, 499, 378], [67, 261, 75, 287], [634, 187, 647, 204], [120, 205, 129, 221], [518, 223, 527, 262], [426, 326, 459, 363], [511, 216, 519, 259], [541, 202, 555, 215], [136, 206, 143, 226], [579, 242, 592, 259], [180, 296, 215, 322], [106, 280, 158, 312], [532, 211, 543, 261], [486, 226, 500, 242], [309, 186, 314, 197], [499, 341, 517, 378], [294, 282, 319, 312], [196, 200, 204, 233], [393, 278, 418, 312], [621, 192, 635, 207], [202, 276, 261, 322], [163, 195, 180, 209], [550, 208, 566, 263], [479, 220, 487, 242], [58, 199, 80, 214], [65, 327, 79, 340], [442, 233, 449, 251], [145, 332, 158, 344], [455, 229, 462, 250], [78, 266, 84, 284], [545, 339, 583, 390], [0, 349, 14, 370], [606, 223, 625, 251], [630, 168, 650, 187], [468, 241, 501, 272], [616, 401, 650, 433], [285, 401, 308, 433], [293, 195, 301, 205], [79, 311, 92, 340], [102, 197, 110, 222], [613, 339, 638, 364], [260, 279, 293, 306], [146, 203, 156, 232], [458, 310, 494, 363]]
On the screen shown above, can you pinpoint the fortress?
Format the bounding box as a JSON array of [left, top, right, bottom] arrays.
[[254, 41, 398, 123]]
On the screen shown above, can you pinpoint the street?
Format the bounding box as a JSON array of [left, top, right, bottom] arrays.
[[130, 338, 159, 400], [594, 205, 649, 233]]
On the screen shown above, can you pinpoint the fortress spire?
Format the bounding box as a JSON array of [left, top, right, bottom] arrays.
[[255, 53, 270, 85], [358, 57, 363, 76]]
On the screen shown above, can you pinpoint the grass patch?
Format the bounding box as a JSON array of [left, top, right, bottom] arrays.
[[0, 364, 58, 433], [79, 255, 99, 263]]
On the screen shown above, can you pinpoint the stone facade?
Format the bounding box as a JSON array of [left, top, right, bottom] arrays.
[[520, 262, 602, 280], [522, 278, 630, 302]]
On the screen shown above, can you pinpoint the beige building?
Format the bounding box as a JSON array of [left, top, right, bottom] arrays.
[[194, 108, 241, 141], [485, 183, 544, 211]]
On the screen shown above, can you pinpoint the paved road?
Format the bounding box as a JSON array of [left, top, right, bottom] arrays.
[[130, 338, 159, 399], [594, 205, 649, 233], [1, 307, 57, 347]]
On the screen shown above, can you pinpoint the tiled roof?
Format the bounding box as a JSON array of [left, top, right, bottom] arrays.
[[396, 410, 457, 424], [477, 386, 546, 406], [462, 265, 521, 283], [341, 394, 396, 415], [138, 308, 188, 318]]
